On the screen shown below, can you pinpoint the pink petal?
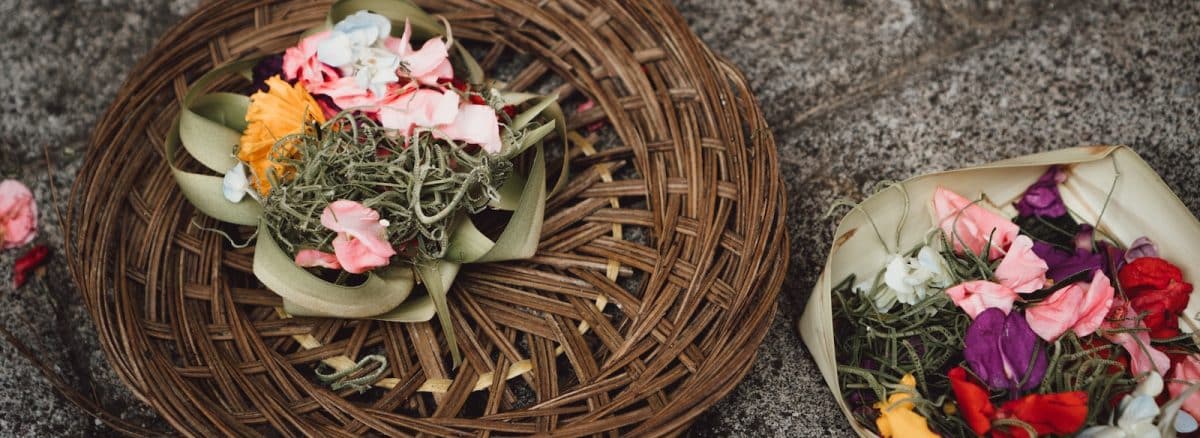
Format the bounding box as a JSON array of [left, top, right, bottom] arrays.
[[379, 88, 459, 133], [1170, 355, 1200, 420], [1027, 270, 1115, 341], [283, 31, 341, 89], [932, 187, 1020, 260], [994, 235, 1049, 293], [0, 179, 38, 249], [1112, 330, 1170, 376], [294, 249, 341, 269], [385, 19, 453, 85], [438, 104, 504, 153], [383, 20, 414, 57], [1024, 283, 1085, 341], [331, 235, 392, 274], [310, 76, 387, 112], [1103, 297, 1170, 376], [405, 38, 452, 85], [319, 200, 395, 257], [945, 280, 1019, 319], [1070, 270, 1115, 338]]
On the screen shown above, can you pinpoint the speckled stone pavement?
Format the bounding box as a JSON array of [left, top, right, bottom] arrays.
[[0, 0, 1196, 435]]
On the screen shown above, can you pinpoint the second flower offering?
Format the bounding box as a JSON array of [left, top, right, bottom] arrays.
[[804, 147, 1200, 437]]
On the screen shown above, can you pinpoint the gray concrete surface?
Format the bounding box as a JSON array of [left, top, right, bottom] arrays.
[[0, 0, 1197, 435]]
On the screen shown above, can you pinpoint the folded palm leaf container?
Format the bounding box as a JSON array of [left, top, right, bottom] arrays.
[[799, 146, 1200, 437], [67, 0, 787, 435]]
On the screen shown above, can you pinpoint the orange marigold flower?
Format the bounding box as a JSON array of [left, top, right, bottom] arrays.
[[238, 75, 325, 194]]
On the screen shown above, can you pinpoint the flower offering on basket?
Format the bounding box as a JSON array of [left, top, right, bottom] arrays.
[[165, 0, 564, 363], [800, 147, 1200, 437]]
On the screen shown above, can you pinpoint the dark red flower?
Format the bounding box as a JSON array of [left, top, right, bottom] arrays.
[[1119, 257, 1193, 339], [948, 367, 1088, 438], [13, 244, 49, 288]]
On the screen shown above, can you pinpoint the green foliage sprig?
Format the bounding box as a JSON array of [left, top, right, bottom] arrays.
[[261, 111, 512, 261]]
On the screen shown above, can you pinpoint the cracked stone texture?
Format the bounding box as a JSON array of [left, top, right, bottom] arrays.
[[0, 0, 1197, 435]]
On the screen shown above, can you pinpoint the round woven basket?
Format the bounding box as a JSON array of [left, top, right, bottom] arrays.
[[67, 0, 787, 435]]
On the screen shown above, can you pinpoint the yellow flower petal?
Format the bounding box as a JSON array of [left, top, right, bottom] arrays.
[[873, 374, 940, 438], [238, 75, 326, 195]]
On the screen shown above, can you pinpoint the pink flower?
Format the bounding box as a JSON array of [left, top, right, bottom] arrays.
[[294, 249, 341, 270], [379, 87, 505, 153], [320, 200, 396, 274], [1103, 296, 1170, 376], [1024, 270, 1115, 341], [994, 235, 1049, 293], [946, 281, 1020, 318], [310, 76, 400, 113], [932, 187, 1019, 260], [436, 104, 504, 154], [0, 180, 37, 249], [1169, 354, 1200, 420], [282, 31, 342, 90], [379, 88, 460, 134], [383, 19, 453, 86]]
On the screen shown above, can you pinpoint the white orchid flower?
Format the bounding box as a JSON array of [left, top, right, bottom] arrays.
[[856, 245, 952, 313], [317, 11, 400, 95]]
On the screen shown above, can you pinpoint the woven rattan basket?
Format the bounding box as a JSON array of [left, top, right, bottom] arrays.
[[66, 0, 787, 435]]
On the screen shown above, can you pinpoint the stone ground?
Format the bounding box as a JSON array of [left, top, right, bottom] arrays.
[[0, 0, 1197, 435]]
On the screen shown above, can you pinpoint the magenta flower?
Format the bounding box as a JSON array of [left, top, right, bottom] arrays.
[[963, 308, 1048, 393], [1015, 166, 1068, 218]]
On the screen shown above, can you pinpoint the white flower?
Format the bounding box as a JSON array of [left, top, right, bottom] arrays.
[[855, 246, 952, 313], [332, 10, 391, 48], [317, 11, 401, 95], [1078, 372, 1199, 438], [222, 162, 253, 203]]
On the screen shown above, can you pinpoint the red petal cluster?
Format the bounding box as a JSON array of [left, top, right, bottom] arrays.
[[948, 367, 1087, 438], [1119, 257, 1194, 339]]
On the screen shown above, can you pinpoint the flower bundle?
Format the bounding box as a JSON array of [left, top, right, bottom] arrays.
[[800, 147, 1200, 437], [165, 0, 563, 363]]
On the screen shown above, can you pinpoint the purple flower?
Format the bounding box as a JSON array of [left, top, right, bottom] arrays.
[[1015, 166, 1068, 218], [1033, 224, 1125, 283], [964, 308, 1048, 393], [252, 54, 284, 92], [1033, 241, 1103, 283], [1124, 236, 1159, 263]]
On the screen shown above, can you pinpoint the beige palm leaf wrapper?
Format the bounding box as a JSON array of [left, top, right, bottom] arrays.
[[799, 146, 1200, 437]]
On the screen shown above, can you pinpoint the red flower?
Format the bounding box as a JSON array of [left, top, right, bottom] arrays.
[[948, 367, 1088, 438], [13, 244, 49, 288], [995, 392, 1088, 438], [949, 367, 994, 435], [1119, 257, 1193, 339]]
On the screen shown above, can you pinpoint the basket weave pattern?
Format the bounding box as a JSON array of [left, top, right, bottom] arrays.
[[68, 0, 787, 435]]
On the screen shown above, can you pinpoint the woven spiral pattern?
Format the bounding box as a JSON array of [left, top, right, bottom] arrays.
[[67, 0, 787, 435]]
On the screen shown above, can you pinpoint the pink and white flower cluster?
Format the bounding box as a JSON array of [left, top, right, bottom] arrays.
[[282, 11, 504, 154], [280, 12, 518, 274]]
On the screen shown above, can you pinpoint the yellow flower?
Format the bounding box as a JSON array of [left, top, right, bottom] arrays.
[[874, 374, 939, 438], [238, 75, 325, 195]]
